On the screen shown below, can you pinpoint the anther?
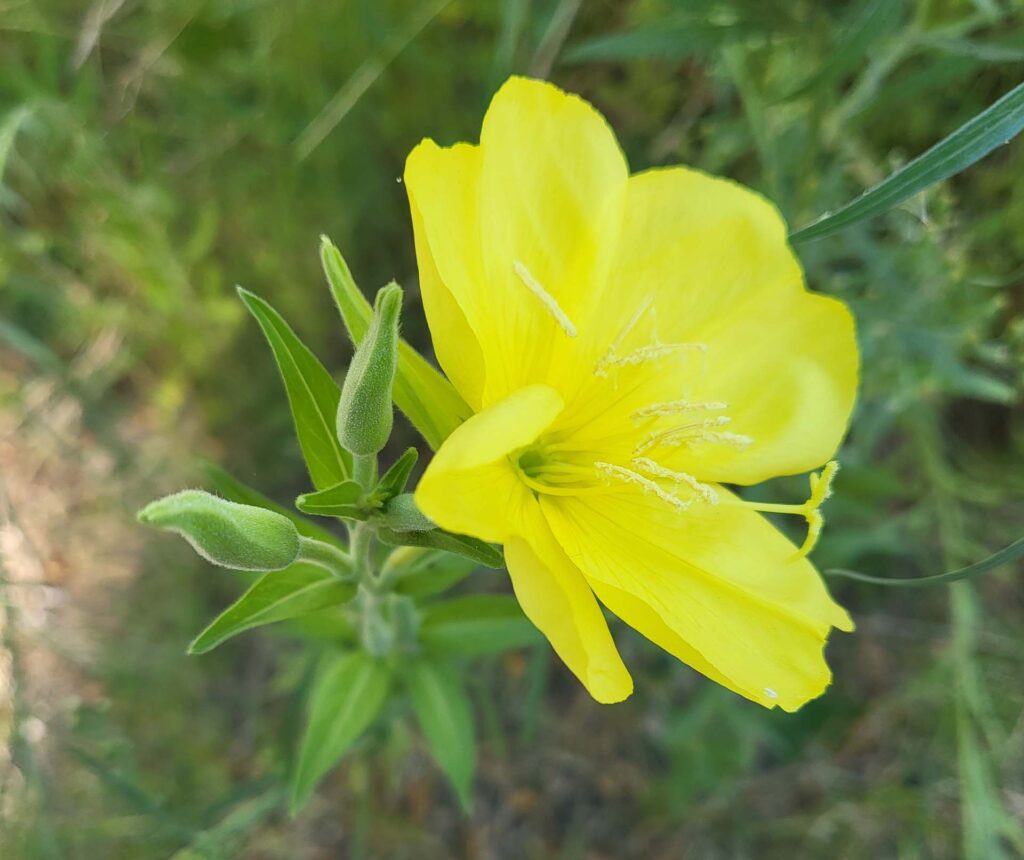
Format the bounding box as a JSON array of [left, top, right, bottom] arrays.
[[632, 458, 719, 504], [594, 295, 654, 376], [634, 417, 737, 455], [594, 461, 690, 512], [597, 342, 707, 378], [513, 261, 577, 337], [631, 400, 728, 422]]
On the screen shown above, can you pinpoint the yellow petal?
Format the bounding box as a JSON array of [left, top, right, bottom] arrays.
[[406, 77, 628, 409], [576, 166, 858, 484], [542, 487, 853, 711], [506, 504, 632, 704], [415, 385, 564, 543], [404, 140, 488, 410]]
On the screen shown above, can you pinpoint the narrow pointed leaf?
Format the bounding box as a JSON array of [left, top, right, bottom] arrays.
[[420, 594, 540, 656], [291, 652, 391, 813], [320, 237, 472, 449], [201, 462, 341, 546], [376, 526, 503, 569], [406, 659, 476, 810], [295, 479, 367, 518], [393, 550, 479, 600], [791, 80, 1024, 242], [377, 447, 419, 500], [827, 535, 1024, 588], [189, 564, 356, 654], [238, 288, 352, 488]]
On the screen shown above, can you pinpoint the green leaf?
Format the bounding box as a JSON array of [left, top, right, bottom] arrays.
[[791, 80, 1024, 243], [320, 236, 472, 449], [826, 534, 1024, 587], [295, 479, 368, 519], [376, 526, 504, 569], [237, 287, 352, 489], [392, 549, 479, 600], [201, 462, 341, 546], [291, 652, 391, 813], [377, 447, 419, 500], [189, 564, 356, 654], [420, 594, 540, 656], [406, 659, 476, 810]]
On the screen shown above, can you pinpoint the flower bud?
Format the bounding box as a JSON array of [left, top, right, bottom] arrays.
[[337, 283, 402, 457], [138, 490, 300, 571]]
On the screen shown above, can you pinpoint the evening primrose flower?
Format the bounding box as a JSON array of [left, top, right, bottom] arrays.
[[405, 77, 858, 711]]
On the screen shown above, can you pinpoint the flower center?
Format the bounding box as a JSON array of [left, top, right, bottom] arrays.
[[508, 285, 838, 559]]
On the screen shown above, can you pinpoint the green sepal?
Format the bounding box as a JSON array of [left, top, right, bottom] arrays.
[[376, 447, 419, 501], [376, 526, 503, 569], [237, 288, 352, 489], [295, 479, 373, 519], [380, 494, 435, 532], [291, 651, 392, 813], [321, 236, 471, 449], [138, 490, 300, 572], [337, 283, 402, 456], [189, 563, 357, 654]]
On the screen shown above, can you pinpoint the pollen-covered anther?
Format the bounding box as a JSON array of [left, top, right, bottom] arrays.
[[631, 399, 728, 423], [597, 341, 707, 379], [513, 260, 577, 337], [634, 416, 740, 455], [594, 461, 690, 512], [593, 294, 656, 377], [632, 457, 719, 504]]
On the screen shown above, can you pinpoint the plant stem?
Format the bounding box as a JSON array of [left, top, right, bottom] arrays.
[[352, 453, 377, 490], [296, 536, 354, 579]]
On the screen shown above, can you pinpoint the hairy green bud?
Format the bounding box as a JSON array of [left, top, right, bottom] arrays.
[[137, 490, 301, 571], [337, 283, 402, 457]]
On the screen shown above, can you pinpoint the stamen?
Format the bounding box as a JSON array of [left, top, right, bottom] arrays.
[[632, 458, 719, 504], [593, 295, 654, 377], [594, 461, 690, 512], [634, 416, 736, 455], [598, 342, 707, 377], [513, 260, 577, 337], [687, 430, 754, 449], [631, 399, 728, 422]]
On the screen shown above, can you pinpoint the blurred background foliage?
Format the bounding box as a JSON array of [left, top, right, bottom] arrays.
[[1, 0, 1023, 857]]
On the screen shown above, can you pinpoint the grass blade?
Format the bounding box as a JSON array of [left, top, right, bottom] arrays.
[[791, 80, 1024, 242], [826, 534, 1024, 587]]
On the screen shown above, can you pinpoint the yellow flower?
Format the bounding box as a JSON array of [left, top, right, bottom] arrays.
[[404, 77, 858, 711]]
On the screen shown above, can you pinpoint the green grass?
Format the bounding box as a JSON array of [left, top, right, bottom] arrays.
[[2, 0, 1023, 857]]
